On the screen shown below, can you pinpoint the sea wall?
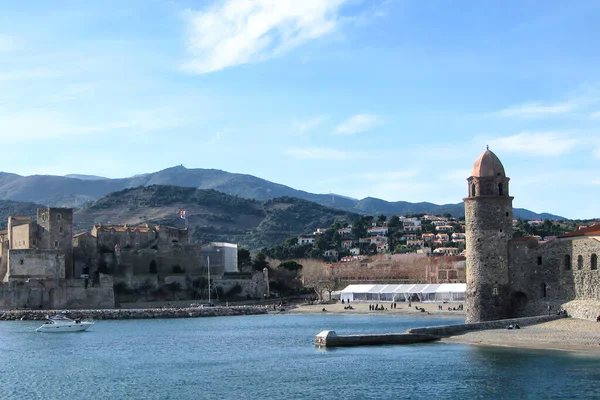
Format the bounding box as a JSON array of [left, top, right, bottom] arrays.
[[0, 305, 269, 320], [407, 314, 566, 337]]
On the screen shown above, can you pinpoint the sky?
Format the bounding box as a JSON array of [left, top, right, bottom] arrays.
[[1, 0, 600, 219]]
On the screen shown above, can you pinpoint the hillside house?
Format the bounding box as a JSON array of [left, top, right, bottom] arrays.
[[298, 236, 315, 246], [433, 247, 460, 256], [368, 227, 388, 236], [422, 233, 435, 242]]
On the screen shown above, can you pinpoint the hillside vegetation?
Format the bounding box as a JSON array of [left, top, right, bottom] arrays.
[[74, 185, 359, 250]]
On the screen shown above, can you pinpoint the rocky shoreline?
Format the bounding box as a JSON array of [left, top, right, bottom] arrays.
[[0, 306, 270, 321]]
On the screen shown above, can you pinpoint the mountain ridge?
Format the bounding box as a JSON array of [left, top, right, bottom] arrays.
[[0, 166, 566, 220]]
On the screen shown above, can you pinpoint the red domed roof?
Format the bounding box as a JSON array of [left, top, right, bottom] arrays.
[[471, 149, 506, 178]]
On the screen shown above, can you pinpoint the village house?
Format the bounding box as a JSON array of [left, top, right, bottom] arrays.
[[433, 247, 460, 256], [298, 236, 315, 246], [367, 226, 388, 236]]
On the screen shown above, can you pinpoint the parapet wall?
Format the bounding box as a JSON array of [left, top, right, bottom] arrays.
[[407, 314, 566, 337]]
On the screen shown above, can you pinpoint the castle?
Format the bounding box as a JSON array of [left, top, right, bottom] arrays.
[[465, 148, 600, 322], [0, 208, 269, 309]]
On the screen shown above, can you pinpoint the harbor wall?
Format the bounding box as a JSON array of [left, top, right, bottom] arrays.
[[407, 314, 566, 337], [0, 305, 269, 320]]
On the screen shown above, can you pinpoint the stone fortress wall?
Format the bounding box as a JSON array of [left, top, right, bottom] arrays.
[[0, 208, 269, 310], [466, 149, 600, 322]]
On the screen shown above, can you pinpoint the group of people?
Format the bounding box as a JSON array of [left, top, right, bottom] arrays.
[[438, 304, 464, 311], [369, 303, 397, 311]]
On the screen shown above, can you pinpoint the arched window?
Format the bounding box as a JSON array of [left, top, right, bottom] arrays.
[[577, 255, 583, 270], [542, 283, 547, 298], [470, 184, 476, 197], [591, 254, 598, 270], [564, 254, 571, 270], [498, 183, 504, 196]]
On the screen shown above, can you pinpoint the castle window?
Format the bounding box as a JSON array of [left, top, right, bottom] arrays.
[[470, 184, 476, 197], [19, 259, 23, 265], [564, 255, 571, 270], [56, 213, 62, 221], [32, 239, 36, 245], [498, 183, 504, 196], [54, 240, 59, 247], [506, 212, 509, 217], [542, 283, 547, 298], [577, 255, 583, 270], [591, 254, 598, 270], [59, 227, 63, 233], [537, 256, 542, 265]]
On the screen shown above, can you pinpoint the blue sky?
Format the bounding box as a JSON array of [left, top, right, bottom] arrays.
[[1, 0, 600, 219]]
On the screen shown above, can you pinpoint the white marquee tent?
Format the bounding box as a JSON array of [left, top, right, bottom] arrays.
[[339, 283, 466, 303]]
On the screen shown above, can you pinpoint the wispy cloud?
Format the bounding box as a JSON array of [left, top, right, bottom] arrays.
[[334, 113, 382, 135], [182, 0, 349, 74], [294, 115, 327, 134], [488, 132, 578, 156], [0, 108, 193, 142], [207, 132, 222, 144], [494, 101, 576, 118], [0, 35, 14, 52], [285, 146, 355, 160]]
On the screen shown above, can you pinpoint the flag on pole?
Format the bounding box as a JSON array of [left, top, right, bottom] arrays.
[[180, 210, 187, 219]]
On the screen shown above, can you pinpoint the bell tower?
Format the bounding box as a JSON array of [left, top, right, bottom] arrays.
[[464, 147, 514, 322]]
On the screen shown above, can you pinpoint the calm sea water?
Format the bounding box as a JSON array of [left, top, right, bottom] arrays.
[[1, 313, 599, 400]]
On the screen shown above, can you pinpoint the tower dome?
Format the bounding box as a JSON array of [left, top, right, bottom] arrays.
[[471, 147, 505, 178]]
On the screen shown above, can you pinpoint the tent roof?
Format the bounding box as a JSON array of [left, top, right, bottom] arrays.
[[341, 283, 466, 294]]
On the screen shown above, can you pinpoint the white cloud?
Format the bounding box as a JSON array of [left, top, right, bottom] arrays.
[[182, 0, 349, 74], [487, 132, 578, 156], [294, 115, 327, 134], [494, 101, 576, 118], [285, 146, 355, 160], [0, 35, 14, 52], [334, 113, 382, 135]]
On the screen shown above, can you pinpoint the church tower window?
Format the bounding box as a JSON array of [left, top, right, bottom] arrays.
[[591, 254, 598, 270], [564, 255, 571, 270], [498, 183, 504, 196], [577, 255, 583, 270]]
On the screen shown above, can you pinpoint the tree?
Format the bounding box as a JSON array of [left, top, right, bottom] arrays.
[[252, 252, 270, 271], [388, 215, 400, 228], [137, 279, 154, 301], [166, 281, 182, 300], [352, 218, 368, 239], [238, 248, 252, 271], [278, 260, 303, 271], [377, 214, 387, 224]]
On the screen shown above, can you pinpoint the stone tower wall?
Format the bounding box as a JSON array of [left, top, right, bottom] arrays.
[[465, 193, 514, 322]]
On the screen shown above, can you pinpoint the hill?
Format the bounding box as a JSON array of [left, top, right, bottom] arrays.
[[0, 166, 565, 220], [73, 185, 360, 250], [0, 200, 45, 229]]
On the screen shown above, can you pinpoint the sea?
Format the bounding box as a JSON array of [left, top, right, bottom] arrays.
[[1, 313, 599, 400]]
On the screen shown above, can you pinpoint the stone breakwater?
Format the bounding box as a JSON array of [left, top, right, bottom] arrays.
[[0, 306, 269, 321]]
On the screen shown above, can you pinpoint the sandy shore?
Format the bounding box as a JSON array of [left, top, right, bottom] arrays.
[[285, 301, 465, 317], [442, 318, 600, 353]]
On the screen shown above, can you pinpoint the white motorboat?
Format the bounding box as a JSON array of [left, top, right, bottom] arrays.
[[35, 315, 93, 333]]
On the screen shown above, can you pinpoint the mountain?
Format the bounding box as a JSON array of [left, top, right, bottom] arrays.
[[73, 185, 361, 250], [0, 167, 565, 220], [0, 200, 46, 229]]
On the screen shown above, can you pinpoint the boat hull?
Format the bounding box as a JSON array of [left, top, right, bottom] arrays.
[[36, 323, 92, 333]]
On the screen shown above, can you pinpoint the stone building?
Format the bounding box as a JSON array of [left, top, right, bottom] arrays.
[[0, 207, 114, 309], [465, 149, 600, 322]]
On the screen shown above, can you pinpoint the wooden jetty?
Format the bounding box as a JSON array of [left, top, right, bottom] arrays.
[[314, 330, 440, 347]]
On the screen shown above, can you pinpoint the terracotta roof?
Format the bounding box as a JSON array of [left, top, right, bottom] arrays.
[[558, 224, 600, 238], [471, 149, 506, 178], [73, 232, 90, 238]]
